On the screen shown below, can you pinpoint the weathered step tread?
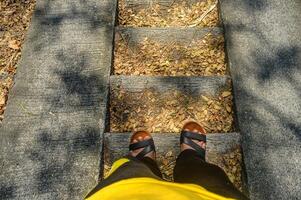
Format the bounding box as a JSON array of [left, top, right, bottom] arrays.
[[115, 27, 223, 44], [123, 0, 201, 7], [110, 75, 230, 96], [113, 27, 227, 76]]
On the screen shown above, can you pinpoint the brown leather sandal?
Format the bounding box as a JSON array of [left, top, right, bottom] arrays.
[[180, 121, 207, 160], [129, 131, 156, 160]]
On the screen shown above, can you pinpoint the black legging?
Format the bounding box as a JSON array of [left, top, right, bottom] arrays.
[[86, 149, 249, 200]]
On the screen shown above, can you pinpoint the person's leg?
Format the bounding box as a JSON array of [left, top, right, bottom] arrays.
[[173, 122, 248, 200], [127, 130, 162, 178], [174, 149, 248, 199], [139, 156, 162, 178], [85, 131, 162, 199]]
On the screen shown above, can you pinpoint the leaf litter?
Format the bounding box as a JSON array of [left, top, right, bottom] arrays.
[[114, 33, 227, 76], [118, 0, 219, 27], [110, 88, 234, 133]]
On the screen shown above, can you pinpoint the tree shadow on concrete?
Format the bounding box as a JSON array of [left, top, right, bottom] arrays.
[[29, 0, 114, 52], [223, 19, 301, 141], [220, 0, 301, 199], [0, 0, 115, 199], [0, 184, 15, 200], [49, 49, 107, 111], [27, 128, 99, 198]]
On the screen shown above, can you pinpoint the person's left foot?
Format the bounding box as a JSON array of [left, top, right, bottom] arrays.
[[129, 131, 156, 160]]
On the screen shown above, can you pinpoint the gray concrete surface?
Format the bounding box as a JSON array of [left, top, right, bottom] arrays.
[[115, 27, 223, 44], [110, 75, 230, 95], [220, 0, 301, 199], [0, 0, 116, 199]]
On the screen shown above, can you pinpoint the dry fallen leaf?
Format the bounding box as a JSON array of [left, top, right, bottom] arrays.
[[222, 91, 231, 97], [0, 95, 6, 106], [226, 105, 232, 113], [8, 40, 21, 50]]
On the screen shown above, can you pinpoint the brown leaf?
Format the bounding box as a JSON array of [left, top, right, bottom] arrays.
[[226, 105, 232, 113], [222, 91, 231, 97], [8, 40, 21, 50], [0, 96, 6, 106]]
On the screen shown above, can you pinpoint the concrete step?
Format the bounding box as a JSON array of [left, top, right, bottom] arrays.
[[115, 26, 223, 44], [117, 0, 221, 27], [109, 75, 235, 133], [103, 132, 246, 191], [121, 0, 201, 7], [113, 27, 226, 76], [110, 75, 230, 96]]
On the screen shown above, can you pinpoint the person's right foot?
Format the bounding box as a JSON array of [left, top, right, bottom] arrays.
[[181, 121, 207, 152]]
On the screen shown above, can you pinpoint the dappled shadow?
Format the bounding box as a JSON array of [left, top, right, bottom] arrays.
[[27, 128, 98, 196], [45, 48, 108, 112], [222, 10, 301, 140], [1, 0, 300, 199], [35, 1, 105, 28], [244, 0, 268, 12], [30, 0, 114, 52], [0, 0, 115, 199], [220, 0, 301, 198], [254, 46, 300, 84], [0, 184, 15, 200], [237, 84, 301, 141]]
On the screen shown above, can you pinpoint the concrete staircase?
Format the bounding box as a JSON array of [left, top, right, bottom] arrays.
[[103, 0, 246, 193]]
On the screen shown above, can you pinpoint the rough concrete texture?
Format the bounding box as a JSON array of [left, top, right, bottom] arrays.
[[220, 0, 301, 199], [0, 0, 116, 199], [110, 75, 230, 95], [116, 27, 223, 44]]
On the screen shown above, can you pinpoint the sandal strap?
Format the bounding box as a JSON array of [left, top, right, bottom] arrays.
[[181, 131, 206, 160], [181, 131, 206, 143], [129, 138, 155, 159], [136, 145, 153, 160], [129, 138, 155, 150]]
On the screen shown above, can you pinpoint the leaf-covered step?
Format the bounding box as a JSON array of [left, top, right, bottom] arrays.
[[113, 27, 227, 76], [118, 0, 220, 27], [109, 75, 235, 133]]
